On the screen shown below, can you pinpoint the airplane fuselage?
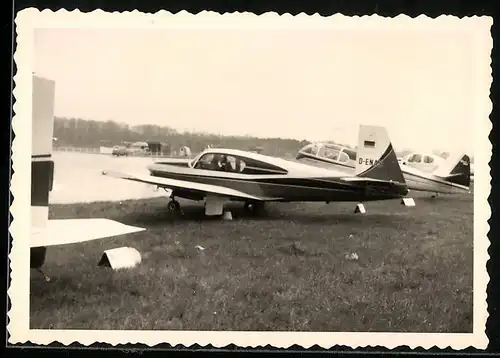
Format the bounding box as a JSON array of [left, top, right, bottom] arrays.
[[148, 162, 408, 203], [399, 165, 470, 194], [104, 126, 410, 216]]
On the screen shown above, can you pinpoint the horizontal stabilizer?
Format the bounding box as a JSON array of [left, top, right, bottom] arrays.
[[31, 218, 145, 247], [102, 170, 267, 201]]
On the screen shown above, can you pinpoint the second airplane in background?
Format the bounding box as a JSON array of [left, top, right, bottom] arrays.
[[296, 141, 471, 197]]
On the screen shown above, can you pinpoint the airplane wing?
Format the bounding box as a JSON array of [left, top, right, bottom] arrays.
[[31, 218, 145, 248], [102, 170, 269, 201]]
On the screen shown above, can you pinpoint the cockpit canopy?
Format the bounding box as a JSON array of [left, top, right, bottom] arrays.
[[190, 149, 289, 175], [403, 152, 440, 165], [398, 151, 445, 174], [297, 142, 357, 164]]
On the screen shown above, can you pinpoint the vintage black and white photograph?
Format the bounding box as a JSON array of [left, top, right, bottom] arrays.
[[8, 10, 492, 349]]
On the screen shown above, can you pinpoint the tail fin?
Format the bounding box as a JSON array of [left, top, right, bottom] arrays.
[[30, 75, 56, 268], [354, 125, 406, 184], [434, 152, 471, 187], [31, 75, 56, 232]]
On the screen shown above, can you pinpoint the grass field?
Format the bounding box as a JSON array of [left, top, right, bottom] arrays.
[[30, 191, 474, 333]]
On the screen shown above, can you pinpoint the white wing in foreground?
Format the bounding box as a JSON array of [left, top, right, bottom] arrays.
[[31, 218, 145, 247], [102, 170, 267, 201]]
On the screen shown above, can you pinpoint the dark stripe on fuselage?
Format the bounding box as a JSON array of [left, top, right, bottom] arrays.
[[149, 169, 408, 202], [154, 161, 191, 167], [31, 159, 54, 207]]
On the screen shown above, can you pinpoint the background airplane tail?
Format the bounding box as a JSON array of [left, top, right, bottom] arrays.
[[434, 152, 471, 187], [354, 125, 406, 184]]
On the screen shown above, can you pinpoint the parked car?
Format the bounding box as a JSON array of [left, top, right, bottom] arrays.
[[112, 145, 131, 157]]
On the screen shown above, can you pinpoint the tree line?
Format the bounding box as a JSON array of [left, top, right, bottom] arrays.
[[52, 117, 314, 157], [52, 117, 466, 161]]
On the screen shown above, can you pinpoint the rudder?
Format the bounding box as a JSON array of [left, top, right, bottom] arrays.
[[354, 125, 406, 184], [442, 154, 471, 187]]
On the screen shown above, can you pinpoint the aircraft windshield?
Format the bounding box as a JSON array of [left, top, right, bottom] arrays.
[[190, 154, 203, 168]]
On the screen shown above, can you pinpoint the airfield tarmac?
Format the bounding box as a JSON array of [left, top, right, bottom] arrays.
[[50, 152, 167, 204]]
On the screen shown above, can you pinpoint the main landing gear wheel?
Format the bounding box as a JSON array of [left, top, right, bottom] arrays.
[[167, 199, 182, 215], [244, 201, 265, 215]]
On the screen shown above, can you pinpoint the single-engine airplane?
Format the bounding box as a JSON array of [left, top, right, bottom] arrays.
[[28, 75, 145, 281], [296, 141, 471, 197], [103, 124, 408, 216]]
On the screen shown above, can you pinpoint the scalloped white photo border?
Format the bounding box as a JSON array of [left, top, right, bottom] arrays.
[[8, 8, 493, 349]]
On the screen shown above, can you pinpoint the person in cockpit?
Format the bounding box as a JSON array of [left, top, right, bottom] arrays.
[[216, 154, 228, 171]]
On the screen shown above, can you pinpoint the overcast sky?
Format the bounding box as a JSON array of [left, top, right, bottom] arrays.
[[34, 24, 490, 153]]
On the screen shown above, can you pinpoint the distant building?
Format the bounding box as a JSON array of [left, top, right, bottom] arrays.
[[126, 141, 150, 155], [130, 141, 149, 150], [147, 141, 162, 155], [147, 141, 171, 156]]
